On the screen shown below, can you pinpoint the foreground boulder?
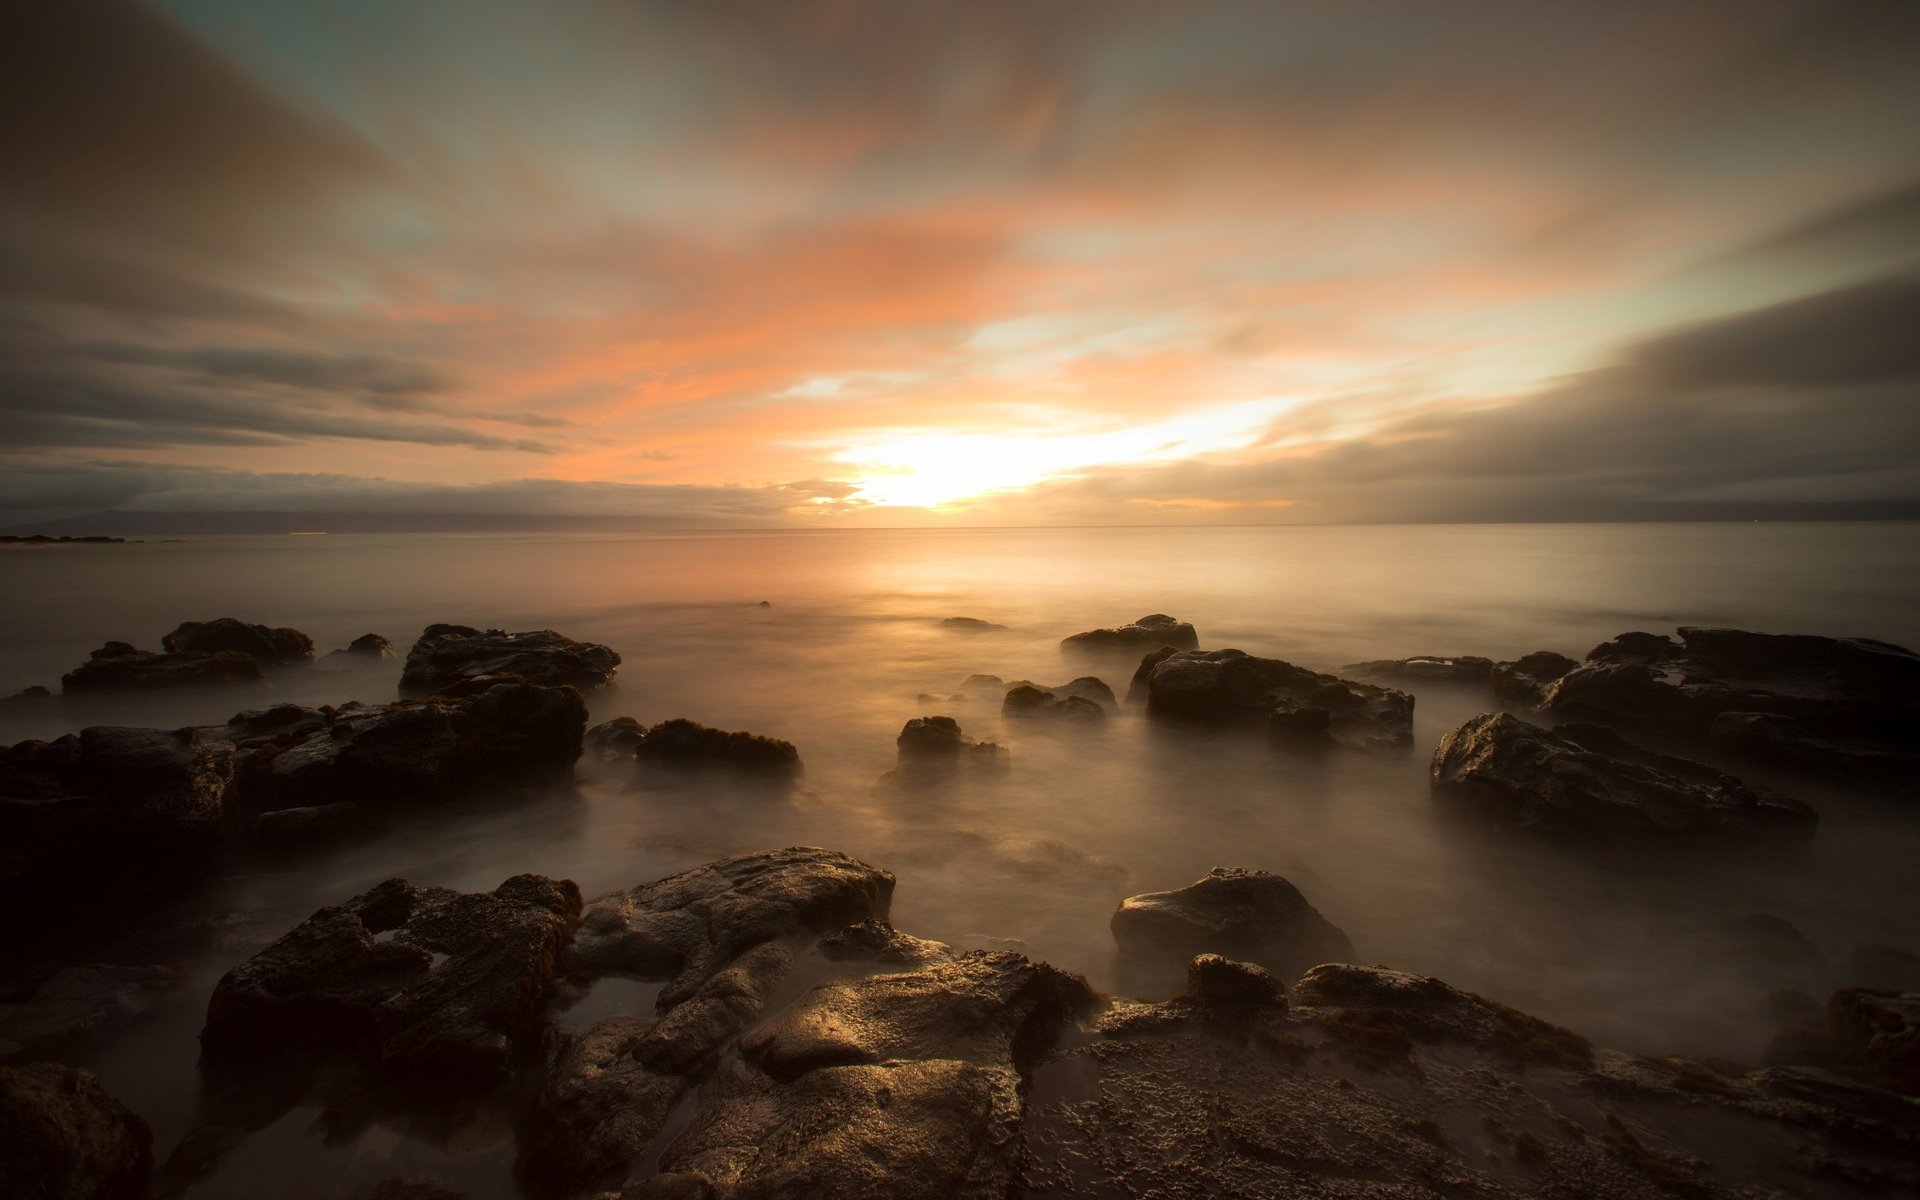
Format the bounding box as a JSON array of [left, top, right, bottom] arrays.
[[1139, 648, 1414, 749], [203, 873, 583, 1095], [1061, 613, 1198, 654], [1540, 627, 1920, 777], [163, 617, 314, 665], [0, 1062, 152, 1200], [400, 625, 621, 695], [60, 641, 265, 693], [1432, 712, 1818, 841], [1112, 867, 1353, 983]]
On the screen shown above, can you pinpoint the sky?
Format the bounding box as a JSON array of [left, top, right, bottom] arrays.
[[2, 0, 1918, 528]]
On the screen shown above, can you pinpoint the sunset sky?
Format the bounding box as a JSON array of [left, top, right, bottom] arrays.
[[3, 0, 1918, 527]]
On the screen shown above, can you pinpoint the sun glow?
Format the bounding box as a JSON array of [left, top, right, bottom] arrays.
[[831, 398, 1299, 508]]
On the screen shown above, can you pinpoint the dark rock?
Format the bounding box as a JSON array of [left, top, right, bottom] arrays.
[[1004, 676, 1116, 711], [818, 919, 951, 966], [584, 717, 645, 762], [162, 617, 314, 665], [632, 719, 802, 782], [940, 617, 1006, 632], [1001, 686, 1106, 724], [226, 677, 587, 811], [1715, 914, 1825, 979], [1849, 944, 1920, 992], [1141, 648, 1414, 749], [0, 1062, 151, 1200], [1061, 613, 1198, 654], [1489, 650, 1578, 707], [1293, 963, 1593, 1069], [1186, 954, 1287, 1009], [1124, 646, 1177, 704], [1830, 989, 1920, 1094], [1341, 655, 1494, 686], [756, 601, 771, 608], [3, 685, 53, 704], [202, 873, 583, 1096], [61, 643, 265, 693], [957, 674, 1005, 692], [1431, 712, 1818, 840], [399, 626, 621, 695], [0, 964, 185, 1060], [1541, 626, 1920, 777], [326, 633, 395, 661], [886, 717, 1009, 783], [250, 802, 382, 855], [349, 1179, 468, 1200], [1112, 867, 1353, 981]]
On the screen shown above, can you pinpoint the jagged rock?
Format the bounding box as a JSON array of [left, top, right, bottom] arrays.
[[1490, 650, 1579, 707], [1431, 712, 1818, 840], [324, 633, 395, 662], [1341, 655, 1495, 686], [940, 617, 1006, 632], [60, 642, 265, 693], [519, 850, 895, 1197], [399, 625, 621, 695], [202, 873, 582, 1095], [0, 1062, 151, 1200], [1061, 613, 1198, 654], [584, 717, 645, 762], [0, 964, 185, 1060], [224, 677, 587, 811], [1540, 627, 1920, 777], [163, 617, 314, 665], [631, 719, 802, 782], [635, 950, 1095, 1200], [1111, 868, 1353, 981], [1001, 686, 1106, 724], [1186, 954, 1287, 1010], [1140, 648, 1414, 749]]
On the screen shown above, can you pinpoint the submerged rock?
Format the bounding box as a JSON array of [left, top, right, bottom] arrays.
[[1061, 612, 1199, 654], [1112, 867, 1354, 982], [1004, 675, 1117, 711], [940, 617, 1006, 632], [202, 873, 583, 1095], [1001, 685, 1106, 724], [1141, 647, 1414, 749], [630, 718, 802, 782], [1342, 654, 1495, 686], [399, 625, 621, 695], [163, 617, 314, 665], [1431, 712, 1818, 840], [0, 1062, 152, 1200], [886, 716, 1009, 781], [60, 642, 265, 693]]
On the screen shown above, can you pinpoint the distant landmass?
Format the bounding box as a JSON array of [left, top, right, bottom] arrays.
[[0, 511, 753, 536]]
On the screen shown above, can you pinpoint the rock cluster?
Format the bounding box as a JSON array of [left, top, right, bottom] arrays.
[[399, 624, 622, 695], [1137, 647, 1414, 749]]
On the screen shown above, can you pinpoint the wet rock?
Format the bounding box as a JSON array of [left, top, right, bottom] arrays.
[[1112, 867, 1353, 981], [1141, 648, 1414, 749], [226, 677, 587, 811], [60, 642, 266, 693], [1490, 650, 1579, 707], [1431, 712, 1818, 840], [250, 802, 383, 855], [1004, 675, 1117, 711], [1541, 626, 1920, 777], [202, 873, 582, 1096], [519, 850, 895, 1197], [939, 617, 1006, 632], [1295, 963, 1593, 1069], [1341, 655, 1495, 686], [325, 633, 395, 662], [818, 919, 951, 966], [584, 717, 645, 762], [0, 963, 185, 1060], [0, 1062, 152, 1200], [1001, 686, 1106, 724], [1849, 944, 1920, 992], [163, 617, 314, 665], [399, 625, 621, 695], [888, 717, 1008, 778], [1061, 613, 1198, 654], [1186, 954, 1288, 1010], [630, 719, 802, 783]]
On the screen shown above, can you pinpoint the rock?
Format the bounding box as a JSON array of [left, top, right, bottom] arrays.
[[60, 642, 265, 693], [756, 601, 771, 608], [1004, 676, 1117, 711], [1431, 712, 1818, 840], [1186, 954, 1288, 1010], [1140, 648, 1414, 749], [519, 849, 896, 1196], [1111, 868, 1353, 981], [1849, 944, 1920, 992], [1001, 686, 1106, 724], [1489, 650, 1578, 707], [631, 719, 802, 782], [202, 873, 582, 1096], [957, 674, 1005, 692], [0, 964, 184, 1060], [636, 950, 1095, 1200], [885, 717, 1009, 783], [940, 617, 1006, 632], [399, 625, 621, 695], [1715, 914, 1825, 981], [1540, 626, 1920, 777], [0, 1062, 152, 1200], [1341, 655, 1494, 686], [1293, 963, 1593, 1069], [349, 1180, 467, 1200], [3, 685, 53, 705], [1061, 613, 1198, 654], [162, 617, 314, 665], [1830, 989, 1920, 1094], [1124, 646, 1176, 704], [250, 802, 383, 854], [326, 633, 395, 661], [584, 717, 645, 762], [225, 677, 587, 811]]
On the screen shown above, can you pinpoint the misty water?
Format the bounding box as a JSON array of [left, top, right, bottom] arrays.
[[4, 523, 1919, 1198]]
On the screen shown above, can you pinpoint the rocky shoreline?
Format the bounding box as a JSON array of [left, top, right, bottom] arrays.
[[3, 612, 1917, 1198]]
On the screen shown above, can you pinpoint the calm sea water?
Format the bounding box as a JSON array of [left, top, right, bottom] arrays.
[[4, 523, 1919, 1197]]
